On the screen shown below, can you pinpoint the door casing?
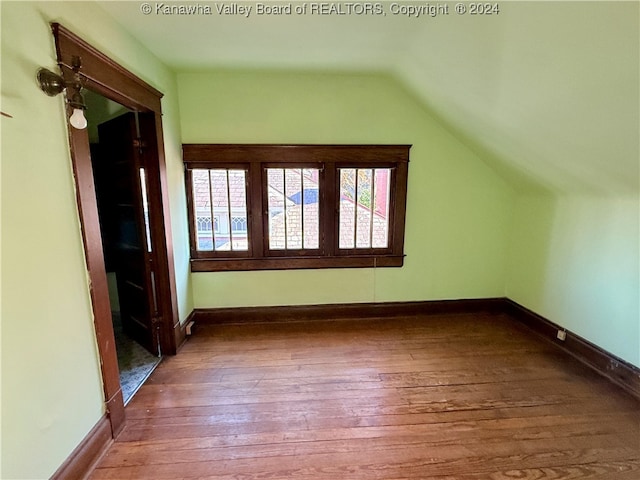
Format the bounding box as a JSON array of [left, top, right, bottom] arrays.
[[52, 23, 184, 437]]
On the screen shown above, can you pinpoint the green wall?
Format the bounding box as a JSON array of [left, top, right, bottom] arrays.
[[0, 2, 191, 478], [178, 71, 514, 308], [507, 193, 640, 367], [1, 3, 637, 478], [179, 69, 639, 369]]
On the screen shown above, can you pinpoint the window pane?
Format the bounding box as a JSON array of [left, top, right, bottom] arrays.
[[227, 170, 249, 251], [339, 168, 391, 250], [284, 169, 302, 249], [372, 169, 391, 248], [267, 168, 286, 250], [339, 169, 356, 249], [210, 170, 230, 251], [192, 169, 213, 251], [267, 168, 320, 250], [302, 169, 319, 249], [355, 169, 373, 248], [193, 169, 248, 252]]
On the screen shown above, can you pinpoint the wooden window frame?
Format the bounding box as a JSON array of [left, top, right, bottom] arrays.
[[183, 144, 410, 272]]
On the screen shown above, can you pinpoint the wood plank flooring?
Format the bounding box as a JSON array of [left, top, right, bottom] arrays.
[[90, 313, 640, 479]]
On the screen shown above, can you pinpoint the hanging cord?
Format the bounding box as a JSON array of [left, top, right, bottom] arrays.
[[373, 257, 377, 302]]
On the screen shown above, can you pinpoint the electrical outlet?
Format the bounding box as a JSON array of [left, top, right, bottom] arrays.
[[556, 329, 567, 341]]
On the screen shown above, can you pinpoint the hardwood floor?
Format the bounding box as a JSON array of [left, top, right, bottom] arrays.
[[90, 313, 640, 479]]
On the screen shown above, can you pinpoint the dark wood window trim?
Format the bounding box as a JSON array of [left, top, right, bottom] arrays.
[[183, 144, 410, 272]]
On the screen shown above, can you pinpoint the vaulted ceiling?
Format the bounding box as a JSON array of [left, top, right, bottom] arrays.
[[101, 1, 639, 194]]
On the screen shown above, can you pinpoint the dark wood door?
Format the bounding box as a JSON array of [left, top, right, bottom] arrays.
[[96, 112, 159, 356]]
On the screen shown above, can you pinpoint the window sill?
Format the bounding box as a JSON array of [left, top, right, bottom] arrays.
[[190, 255, 405, 272]]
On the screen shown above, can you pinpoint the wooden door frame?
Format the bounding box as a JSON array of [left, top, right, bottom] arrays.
[[52, 23, 184, 436]]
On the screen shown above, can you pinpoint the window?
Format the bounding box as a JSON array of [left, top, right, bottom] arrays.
[[184, 144, 410, 271], [191, 169, 248, 252], [266, 167, 320, 250], [338, 167, 391, 250]]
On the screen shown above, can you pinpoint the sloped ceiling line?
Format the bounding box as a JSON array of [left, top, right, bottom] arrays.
[[100, 1, 639, 194]]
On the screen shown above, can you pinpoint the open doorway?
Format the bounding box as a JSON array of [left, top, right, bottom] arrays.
[[53, 22, 183, 436], [85, 90, 161, 404]]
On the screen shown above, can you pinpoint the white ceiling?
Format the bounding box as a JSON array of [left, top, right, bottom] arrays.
[[101, 1, 424, 71], [100, 1, 639, 193]]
